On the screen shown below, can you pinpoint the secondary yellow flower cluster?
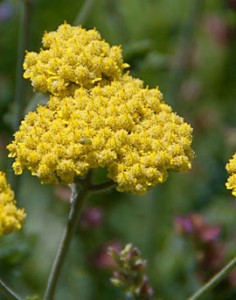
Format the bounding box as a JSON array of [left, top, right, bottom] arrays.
[[0, 171, 25, 235], [8, 23, 194, 194], [23, 23, 128, 96], [226, 153, 236, 196]]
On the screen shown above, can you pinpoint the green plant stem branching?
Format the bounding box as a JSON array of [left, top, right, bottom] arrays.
[[89, 180, 117, 194], [73, 0, 97, 26], [44, 175, 115, 300], [0, 279, 21, 300], [187, 256, 236, 300]]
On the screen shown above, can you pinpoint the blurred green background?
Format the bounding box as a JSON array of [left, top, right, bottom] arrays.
[[0, 0, 236, 299]]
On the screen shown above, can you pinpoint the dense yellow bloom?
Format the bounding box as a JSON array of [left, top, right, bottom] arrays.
[[23, 23, 128, 96], [226, 153, 236, 196], [8, 74, 193, 194], [8, 24, 194, 194], [0, 172, 25, 235]]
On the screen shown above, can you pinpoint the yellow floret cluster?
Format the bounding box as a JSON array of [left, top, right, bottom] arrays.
[[8, 23, 194, 194], [226, 153, 236, 196], [0, 171, 26, 235], [23, 23, 128, 96]]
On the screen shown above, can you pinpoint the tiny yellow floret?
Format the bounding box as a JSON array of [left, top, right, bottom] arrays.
[[0, 171, 26, 235]]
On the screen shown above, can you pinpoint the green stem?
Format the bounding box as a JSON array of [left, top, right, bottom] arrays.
[[187, 256, 236, 300], [43, 178, 91, 300], [167, 0, 204, 105], [105, 0, 129, 43], [89, 180, 117, 194], [44, 174, 116, 299], [14, 0, 33, 130], [11, 0, 33, 197], [0, 279, 21, 300], [73, 0, 97, 26]]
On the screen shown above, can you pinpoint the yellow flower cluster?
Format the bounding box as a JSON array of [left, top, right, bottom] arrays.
[[0, 172, 25, 235], [8, 24, 194, 194], [226, 153, 236, 196], [23, 23, 128, 96]]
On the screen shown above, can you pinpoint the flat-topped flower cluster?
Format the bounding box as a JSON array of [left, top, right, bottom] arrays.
[[8, 23, 194, 194], [0, 171, 25, 235]]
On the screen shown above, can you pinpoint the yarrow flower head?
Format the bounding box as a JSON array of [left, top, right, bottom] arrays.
[[8, 23, 194, 195], [23, 23, 128, 97], [226, 153, 236, 196], [0, 171, 25, 235]]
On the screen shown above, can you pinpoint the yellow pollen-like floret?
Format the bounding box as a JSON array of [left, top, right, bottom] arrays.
[[0, 171, 26, 235]]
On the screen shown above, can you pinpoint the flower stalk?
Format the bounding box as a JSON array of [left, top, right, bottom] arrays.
[[167, 0, 204, 105], [14, 0, 33, 130], [187, 256, 236, 300], [44, 174, 116, 300], [11, 0, 33, 198], [73, 0, 97, 25], [0, 279, 21, 300], [44, 178, 90, 300]]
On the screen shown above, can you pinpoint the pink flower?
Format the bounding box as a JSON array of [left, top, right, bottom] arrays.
[[79, 207, 104, 230]]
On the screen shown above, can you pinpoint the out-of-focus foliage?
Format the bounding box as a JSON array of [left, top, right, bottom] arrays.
[[0, 0, 236, 299]]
